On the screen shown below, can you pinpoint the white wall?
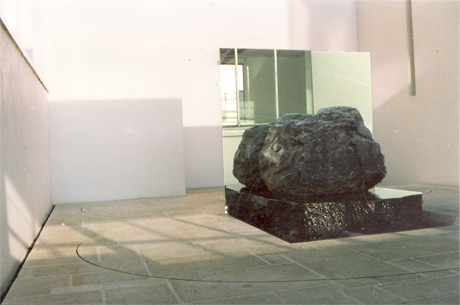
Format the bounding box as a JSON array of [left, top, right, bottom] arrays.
[[357, 0, 459, 187], [30, 0, 358, 194], [0, 19, 52, 296], [310, 51, 373, 132], [49, 99, 185, 204]]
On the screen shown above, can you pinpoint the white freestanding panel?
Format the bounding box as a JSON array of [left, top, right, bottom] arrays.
[[49, 99, 186, 204]]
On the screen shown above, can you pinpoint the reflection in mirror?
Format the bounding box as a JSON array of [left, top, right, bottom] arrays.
[[219, 48, 372, 131], [220, 48, 311, 127], [220, 48, 374, 187]]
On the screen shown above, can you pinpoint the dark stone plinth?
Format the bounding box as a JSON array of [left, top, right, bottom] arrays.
[[225, 186, 423, 243]]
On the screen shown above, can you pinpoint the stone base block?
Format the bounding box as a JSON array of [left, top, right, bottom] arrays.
[[225, 186, 423, 243]]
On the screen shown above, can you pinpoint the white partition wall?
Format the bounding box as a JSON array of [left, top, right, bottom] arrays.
[[0, 19, 52, 296], [49, 99, 186, 204]]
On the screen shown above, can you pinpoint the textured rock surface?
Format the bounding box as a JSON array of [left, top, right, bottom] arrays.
[[233, 106, 386, 198], [225, 186, 423, 243], [233, 124, 272, 190], [233, 114, 311, 190]]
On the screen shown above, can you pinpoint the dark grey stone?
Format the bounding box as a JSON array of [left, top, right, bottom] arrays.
[[233, 124, 272, 190], [225, 186, 423, 243], [259, 106, 386, 199], [232, 114, 312, 190]]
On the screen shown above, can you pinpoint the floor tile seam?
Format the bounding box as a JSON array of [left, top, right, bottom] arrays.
[[19, 260, 104, 270], [378, 273, 459, 289], [10, 273, 73, 284], [22, 259, 97, 269], [49, 278, 168, 295], [189, 290, 284, 305], [376, 286, 459, 305], [165, 279, 184, 304], [133, 244, 153, 277], [412, 256, 460, 270], [339, 246, 455, 281], [100, 289, 107, 305], [344, 243, 418, 266], [94, 248, 257, 263], [176, 230, 209, 255], [345, 284, 411, 304], [16, 269, 104, 280], [388, 249, 460, 262], [146, 262, 302, 281], [393, 229, 460, 238], [277, 254, 348, 289], [273, 284, 363, 304], [371, 258, 434, 280], [334, 234, 409, 246], [334, 288, 367, 305], [245, 249, 274, 265], [398, 292, 460, 305], [412, 249, 460, 259]]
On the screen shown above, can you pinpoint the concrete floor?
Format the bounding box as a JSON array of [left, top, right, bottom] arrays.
[[2, 184, 459, 304]]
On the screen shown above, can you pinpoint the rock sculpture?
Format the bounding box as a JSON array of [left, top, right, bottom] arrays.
[[233, 106, 386, 200]]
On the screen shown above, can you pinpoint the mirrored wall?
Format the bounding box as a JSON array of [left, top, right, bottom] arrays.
[[220, 48, 374, 186], [220, 48, 312, 126], [219, 48, 372, 131]]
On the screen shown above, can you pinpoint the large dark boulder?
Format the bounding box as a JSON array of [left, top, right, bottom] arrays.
[[233, 106, 386, 199], [233, 124, 272, 190]]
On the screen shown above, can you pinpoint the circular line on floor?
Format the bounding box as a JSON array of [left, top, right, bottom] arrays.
[[75, 233, 459, 284]]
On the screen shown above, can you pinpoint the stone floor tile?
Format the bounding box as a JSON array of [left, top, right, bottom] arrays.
[[342, 286, 408, 304], [349, 234, 459, 261], [192, 263, 322, 282], [380, 275, 460, 303], [275, 285, 360, 304], [4, 275, 71, 298], [145, 250, 268, 279], [386, 258, 457, 279], [23, 247, 96, 268], [396, 226, 459, 237], [169, 280, 326, 304], [133, 241, 207, 260], [35, 231, 92, 245], [340, 231, 410, 245], [244, 245, 297, 256], [415, 251, 460, 269], [211, 217, 262, 233], [190, 239, 252, 253], [23, 253, 95, 269], [17, 262, 102, 279], [411, 293, 460, 304], [93, 257, 151, 276], [104, 282, 179, 304], [75, 274, 163, 289], [3, 291, 103, 305], [194, 293, 283, 304], [286, 247, 403, 277], [3, 186, 459, 305], [248, 252, 294, 265]]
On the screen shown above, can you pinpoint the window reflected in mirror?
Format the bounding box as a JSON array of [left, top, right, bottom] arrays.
[[219, 48, 372, 131], [220, 48, 312, 127]]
